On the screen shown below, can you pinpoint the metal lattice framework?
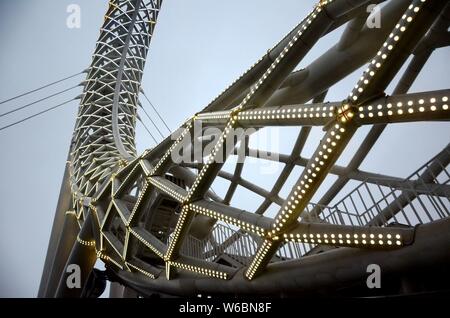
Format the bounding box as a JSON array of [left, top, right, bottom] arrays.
[[39, 0, 450, 297], [70, 0, 161, 198]]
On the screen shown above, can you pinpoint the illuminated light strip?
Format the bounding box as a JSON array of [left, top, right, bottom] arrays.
[[84, 162, 104, 178], [100, 201, 114, 231], [182, 1, 333, 280], [110, 173, 120, 198], [245, 240, 273, 280], [170, 261, 228, 280], [349, 0, 428, 102], [126, 262, 156, 279], [97, 250, 123, 270], [129, 228, 164, 259], [102, 231, 124, 259], [203, 0, 332, 111], [236, 4, 327, 114], [186, 118, 237, 199], [165, 206, 189, 260], [357, 94, 450, 122], [150, 118, 195, 175], [197, 110, 232, 122], [335, 103, 355, 124], [187, 3, 328, 201], [108, 1, 119, 10], [76, 236, 96, 247], [272, 123, 347, 232], [188, 203, 266, 237], [127, 180, 150, 226], [76, 218, 83, 230], [122, 229, 130, 259], [112, 199, 131, 224], [115, 156, 140, 179], [113, 162, 141, 197], [147, 176, 186, 203], [282, 232, 403, 247], [317, 0, 332, 7], [237, 104, 336, 123], [89, 205, 103, 231], [83, 157, 117, 181], [205, 53, 264, 111], [139, 159, 152, 176]]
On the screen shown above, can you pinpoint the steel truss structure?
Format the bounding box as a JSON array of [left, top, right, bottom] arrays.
[[39, 0, 450, 297]]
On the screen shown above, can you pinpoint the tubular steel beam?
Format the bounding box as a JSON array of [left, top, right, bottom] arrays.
[[283, 222, 414, 249], [245, 0, 447, 280], [71, 0, 162, 197], [164, 1, 337, 263], [311, 5, 450, 216], [196, 89, 449, 128], [114, 217, 450, 296], [202, 0, 384, 112], [266, 0, 412, 107]]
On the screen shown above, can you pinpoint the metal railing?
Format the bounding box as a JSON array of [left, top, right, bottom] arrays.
[[168, 223, 260, 266], [309, 148, 450, 227], [278, 148, 450, 260]]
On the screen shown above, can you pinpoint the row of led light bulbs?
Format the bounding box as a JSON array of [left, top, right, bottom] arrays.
[[283, 232, 402, 246]]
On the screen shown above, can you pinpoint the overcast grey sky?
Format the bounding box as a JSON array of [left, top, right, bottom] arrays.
[[0, 0, 448, 297]]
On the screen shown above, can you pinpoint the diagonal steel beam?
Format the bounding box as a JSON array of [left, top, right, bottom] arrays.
[[245, 0, 446, 280]]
